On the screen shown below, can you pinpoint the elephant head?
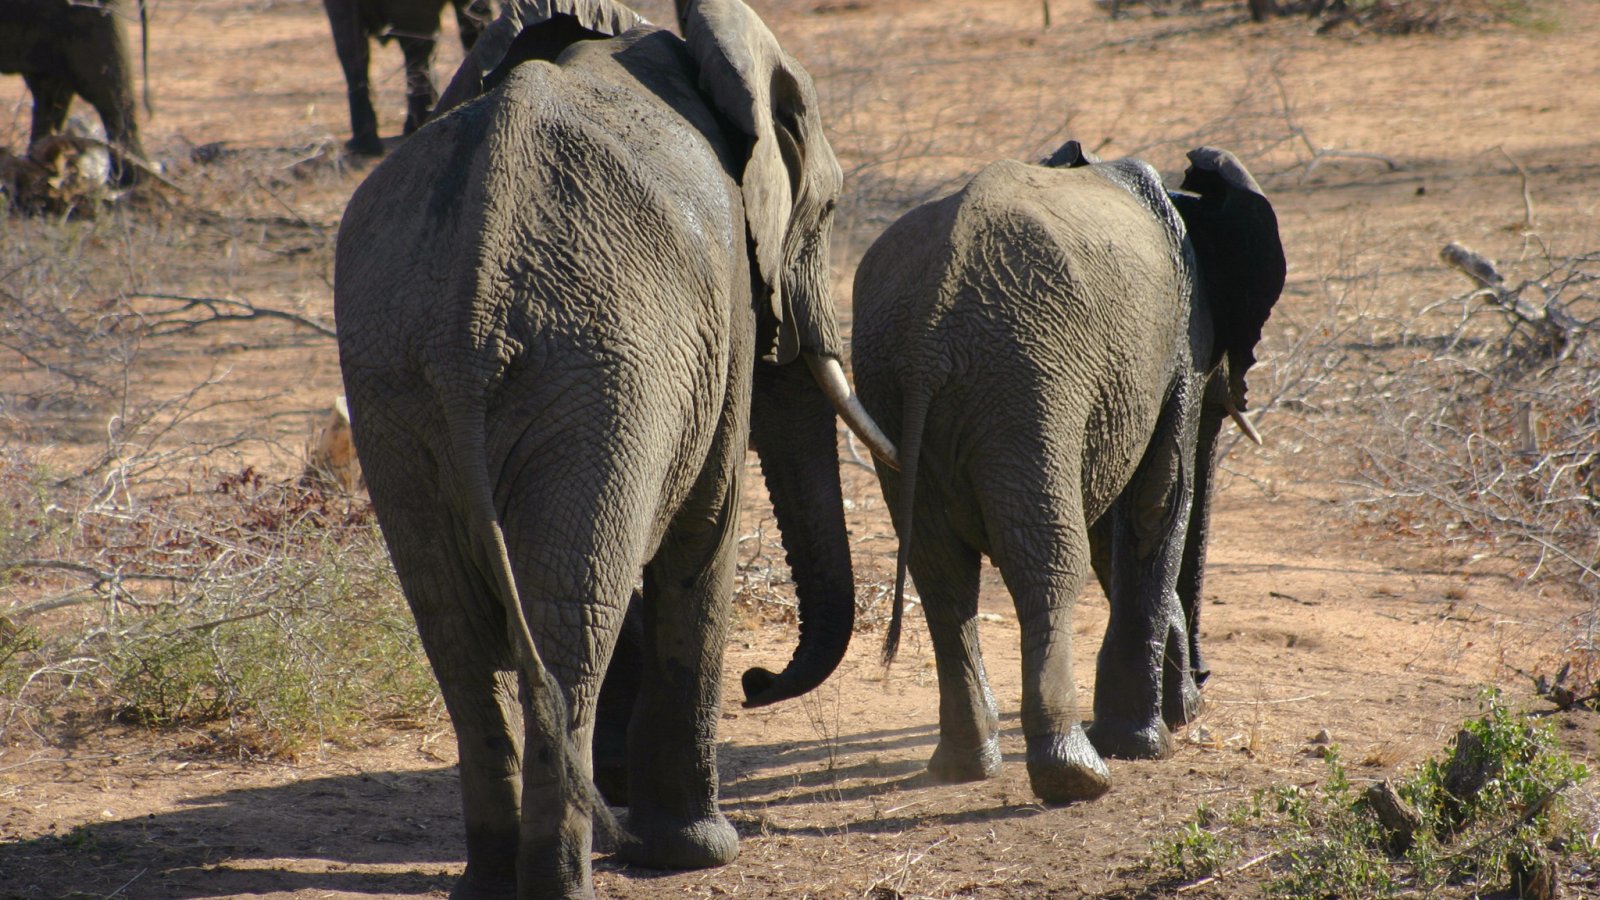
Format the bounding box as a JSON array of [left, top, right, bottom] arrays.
[[1170, 147, 1286, 432], [678, 0, 897, 707]]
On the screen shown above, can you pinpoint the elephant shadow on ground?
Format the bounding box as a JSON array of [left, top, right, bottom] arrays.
[[0, 764, 463, 899], [716, 712, 1054, 832], [6, 715, 1044, 897]]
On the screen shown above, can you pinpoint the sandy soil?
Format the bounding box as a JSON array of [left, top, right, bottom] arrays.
[[2, 0, 1597, 897]]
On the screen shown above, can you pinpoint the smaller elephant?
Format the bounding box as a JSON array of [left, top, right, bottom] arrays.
[[852, 143, 1284, 804], [321, 0, 492, 156], [0, 0, 149, 186]]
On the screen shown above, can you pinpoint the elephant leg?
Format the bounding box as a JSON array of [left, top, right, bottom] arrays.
[[454, 0, 490, 49], [397, 35, 438, 136], [360, 443, 523, 898], [23, 73, 72, 149], [322, 0, 382, 155], [592, 589, 643, 806], [1089, 409, 1200, 760], [907, 505, 998, 783], [620, 442, 741, 870], [981, 478, 1111, 804]]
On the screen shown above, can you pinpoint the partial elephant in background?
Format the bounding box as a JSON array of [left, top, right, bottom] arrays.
[[851, 144, 1284, 804], [0, 0, 149, 186], [321, 0, 492, 155], [334, 0, 896, 895]]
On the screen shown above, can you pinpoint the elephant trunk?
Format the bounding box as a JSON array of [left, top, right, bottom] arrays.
[[740, 358, 857, 707]]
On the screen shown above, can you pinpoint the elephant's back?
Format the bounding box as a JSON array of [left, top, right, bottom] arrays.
[[336, 27, 745, 374]]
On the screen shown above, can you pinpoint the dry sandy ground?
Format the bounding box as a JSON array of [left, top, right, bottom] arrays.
[[2, 0, 1598, 896]]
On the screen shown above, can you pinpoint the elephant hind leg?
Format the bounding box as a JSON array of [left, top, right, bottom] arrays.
[[358, 436, 524, 895], [893, 487, 998, 784], [1089, 404, 1200, 760], [981, 475, 1111, 804]]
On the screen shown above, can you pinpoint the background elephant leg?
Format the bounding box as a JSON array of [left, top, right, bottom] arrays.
[[982, 479, 1110, 803], [454, 0, 490, 49], [398, 36, 438, 135], [621, 452, 740, 870], [23, 74, 72, 149], [904, 504, 997, 783], [322, 0, 381, 154], [1089, 412, 1199, 760], [593, 589, 643, 806], [362, 455, 523, 896]]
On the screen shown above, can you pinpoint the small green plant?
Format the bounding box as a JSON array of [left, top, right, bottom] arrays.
[[1142, 689, 1594, 897], [1153, 804, 1239, 880]]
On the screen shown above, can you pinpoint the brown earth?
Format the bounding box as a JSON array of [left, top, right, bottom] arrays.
[[2, 0, 1598, 897]]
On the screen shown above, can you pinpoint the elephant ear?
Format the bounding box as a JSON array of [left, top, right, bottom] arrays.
[[1172, 146, 1286, 412], [678, 0, 813, 364], [433, 0, 647, 117]]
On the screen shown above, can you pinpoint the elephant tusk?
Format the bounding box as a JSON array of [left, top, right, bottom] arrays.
[[803, 353, 901, 470], [1224, 394, 1264, 446]]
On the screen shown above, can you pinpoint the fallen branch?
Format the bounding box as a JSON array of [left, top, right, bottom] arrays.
[[1175, 850, 1279, 893], [1439, 242, 1584, 356], [122, 293, 336, 338]]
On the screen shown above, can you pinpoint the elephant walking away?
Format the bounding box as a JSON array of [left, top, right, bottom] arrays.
[[321, 0, 493, 155], [851, 144, 1285, 804], [0, 0, 149, 186], [333, 0, 897, 895]]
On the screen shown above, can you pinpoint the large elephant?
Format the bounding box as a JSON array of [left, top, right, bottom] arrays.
[[0, 0, 148, 185], [321, 0, 492, 156], [851, 144, 1284, 804], [333, 0, 896, 896]]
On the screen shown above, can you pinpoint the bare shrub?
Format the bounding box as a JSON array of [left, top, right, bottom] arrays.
[[1348, 244, 1600, 631]]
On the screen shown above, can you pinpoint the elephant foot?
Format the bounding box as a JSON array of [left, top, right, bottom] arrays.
[[927, 734, 1002, 784], [345, 133, 384, 157], [448, 869, 516, 900], [619, 810, 739, 870], [1087, 716, 1174, 760], [1024, 727, 1111, 803], [1163, 674, 1203, 730]]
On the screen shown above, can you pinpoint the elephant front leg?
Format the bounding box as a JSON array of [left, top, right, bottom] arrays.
[[322, 0, 382, 155], [620, 482, 740, 870], [398, 36, 439, 135]]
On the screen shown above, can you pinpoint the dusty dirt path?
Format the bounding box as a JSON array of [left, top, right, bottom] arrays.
[[2, 0, 1597, 897]]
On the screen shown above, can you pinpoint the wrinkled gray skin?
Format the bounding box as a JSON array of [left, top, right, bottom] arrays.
[[851, 145, 1284, 803], [321, 0, 491, 155], [335, 0, 863, 895], [0, 0, 147, 185]]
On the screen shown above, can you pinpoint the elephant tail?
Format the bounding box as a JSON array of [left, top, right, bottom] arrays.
[[440, 401, 621, 840], [138, 0, 152, 116], [882, 387, 932, 666]]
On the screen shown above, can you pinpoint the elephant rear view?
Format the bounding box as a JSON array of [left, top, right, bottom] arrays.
[[334, 0, 895, 896], [0, 0, 149, 186], [851, 146, 1284, 804]]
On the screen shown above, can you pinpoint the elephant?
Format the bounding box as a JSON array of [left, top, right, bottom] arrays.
[[0, 0, 149, 186], [333, 0, 897, 895], [320, 0, 493, 156], [850, 143, 1285, 804]]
